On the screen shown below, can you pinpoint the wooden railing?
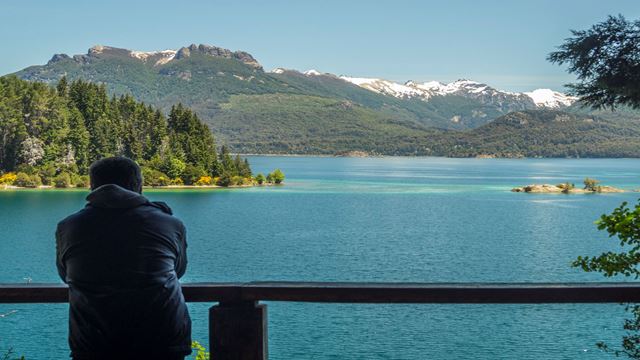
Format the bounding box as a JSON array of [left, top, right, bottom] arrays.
[[2, 282, 640, 359]]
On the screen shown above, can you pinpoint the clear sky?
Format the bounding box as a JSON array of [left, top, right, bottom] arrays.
[[2, 0, 640, 92]]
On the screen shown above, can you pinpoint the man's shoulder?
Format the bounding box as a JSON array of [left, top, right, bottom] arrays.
[[57, 206, 92, 230], [138, 202, 185, 230]]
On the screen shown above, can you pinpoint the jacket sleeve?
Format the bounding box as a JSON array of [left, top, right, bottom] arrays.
[[175, 222, 188, 279], [55, 225, 67, 283]]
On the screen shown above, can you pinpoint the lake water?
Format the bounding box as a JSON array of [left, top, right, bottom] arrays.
[[2, 156, 640, 359]]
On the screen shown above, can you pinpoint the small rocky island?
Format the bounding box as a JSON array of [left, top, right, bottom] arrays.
[[512, 178, 626, 194]]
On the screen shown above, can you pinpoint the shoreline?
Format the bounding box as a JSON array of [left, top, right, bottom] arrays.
[[238, 153, 640, 160], [0, 183, 280, 191]]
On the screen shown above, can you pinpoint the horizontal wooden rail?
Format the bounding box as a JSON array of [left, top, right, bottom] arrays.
[[1, 282, 640, 304], [3, 282, 640, 360]]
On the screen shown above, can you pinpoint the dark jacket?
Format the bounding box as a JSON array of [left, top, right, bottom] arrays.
[[56, 184, 191, 358]]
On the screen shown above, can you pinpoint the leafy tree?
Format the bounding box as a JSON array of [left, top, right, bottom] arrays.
[[53, 172, 72, 188], [269, 169, 285, 184], [255, 173, 266, 185], [163, 157, 186, 179], [181, 164, 207, 185], [584, 177, 601, 191], [574, 201, 640, 357], [549, 15, 640, 109], [556, 16, 640, 359], [71, 174, 89, 188], [141, 167, 169, 187]]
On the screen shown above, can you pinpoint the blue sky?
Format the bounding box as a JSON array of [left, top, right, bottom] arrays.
[[2, 0, 640, 92]]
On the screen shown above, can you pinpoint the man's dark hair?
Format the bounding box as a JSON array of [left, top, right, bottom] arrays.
[[89, 157, 143, 193]]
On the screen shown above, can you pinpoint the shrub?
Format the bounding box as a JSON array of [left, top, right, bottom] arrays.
[[39, 163, 57, 186], [170, 177, 184, 186], [72, 174, 90, 188], [53, 172, 72, 188], [142, 167, 170, 187], [192, 341, 210, 360], [195, 176, 213, 186], [255, 173, 265, 185], [14, 172, 41, 187], [267, 169, 285, 184], [231, 175, 245, 186], [0, 172, 17, 185], [216, 172, 232, 187], [163, 157, 186, 179], [181, 164, 207, 185]]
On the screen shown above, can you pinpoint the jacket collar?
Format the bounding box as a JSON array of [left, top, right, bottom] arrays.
[[86, 184, 148, 209]]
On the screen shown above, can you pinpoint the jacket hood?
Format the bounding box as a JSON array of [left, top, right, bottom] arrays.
[[86, 184, 148, 209]]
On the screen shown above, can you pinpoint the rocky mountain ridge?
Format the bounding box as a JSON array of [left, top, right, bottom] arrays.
[[48, 44, 263, 70], [274, 68, 577, 109]]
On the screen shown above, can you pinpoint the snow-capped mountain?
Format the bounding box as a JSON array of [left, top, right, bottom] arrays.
[[296, 70, 576, 109], [339, 76, 576, 109], [524, 89, 576, 108]]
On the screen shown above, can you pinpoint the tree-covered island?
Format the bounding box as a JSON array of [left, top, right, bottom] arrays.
[[0, 76, 284, 189]]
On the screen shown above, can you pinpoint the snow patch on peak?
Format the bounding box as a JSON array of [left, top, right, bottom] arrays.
[[271, 68, 286, 74], [304, 69, 322, 76], [340, 76, 426, 98], [525, 89, 577, 108], [129, 50, 177, 65]]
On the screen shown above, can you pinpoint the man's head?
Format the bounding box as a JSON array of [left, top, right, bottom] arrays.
[[89, 157, 143, 193]]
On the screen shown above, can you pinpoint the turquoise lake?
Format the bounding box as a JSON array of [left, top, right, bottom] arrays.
[[2, 156, 640, 359]]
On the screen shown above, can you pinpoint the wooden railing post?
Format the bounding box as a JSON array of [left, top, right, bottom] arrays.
[[209, 300, 268, 360]]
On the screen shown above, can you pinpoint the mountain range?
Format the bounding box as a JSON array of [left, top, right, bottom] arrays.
[[10, 43, 640, 157]]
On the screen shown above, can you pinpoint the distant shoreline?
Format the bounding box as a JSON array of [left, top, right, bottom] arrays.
[[237, 153, 640, 160]]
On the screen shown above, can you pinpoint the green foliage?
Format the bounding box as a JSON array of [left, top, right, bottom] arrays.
[[0, 76, 253, 187], [53, 172, 71, 188], [191, 341, 210, 360], [558, 182, 575, 193], [141, 167, 170, 187], [255, 173, 266, 185], [268, 169, 285, 184], [163, 157, 186, 179], [549, 15, 640, 110], [14, 172, 41, 188], [216, 172, 232, 187], [574, 201, 640, 278], [230, 175, 245, 186], [181, 164, 207, 185], [1, 348, 25, 360], [573, 201, 640, 358], [584, 178, 601, 191], [71, 174, 89, 188]]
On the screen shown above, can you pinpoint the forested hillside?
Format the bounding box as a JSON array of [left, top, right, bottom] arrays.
[[0, 76, 259, 187], [443, 110, 640, 158], [10, 44, 640, 158]]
